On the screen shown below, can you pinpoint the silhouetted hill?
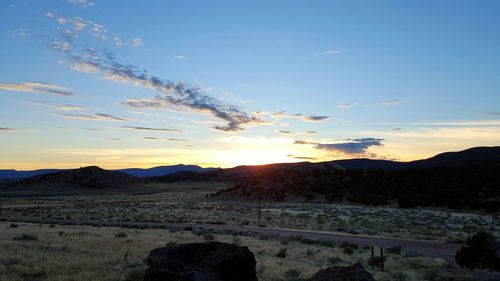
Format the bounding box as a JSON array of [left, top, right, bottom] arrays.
[[206, 147, 500, 212], [406, 146, 500, 169], [2, 166, 143, 196], [0, 165, 219, 180], [151, 147, 500, 184], [118, 164, 216, 177]]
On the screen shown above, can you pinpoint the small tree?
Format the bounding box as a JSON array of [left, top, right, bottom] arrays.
[[455, 231, 500, 272]]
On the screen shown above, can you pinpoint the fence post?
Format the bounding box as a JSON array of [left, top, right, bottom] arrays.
[[370, 245, 374, 269], [380, 247, 384, 272]]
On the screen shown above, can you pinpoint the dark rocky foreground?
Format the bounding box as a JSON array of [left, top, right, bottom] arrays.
[[143, 241, 375, 281]]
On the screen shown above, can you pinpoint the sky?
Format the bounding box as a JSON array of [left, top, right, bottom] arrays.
[[1, 0, 500, 170]]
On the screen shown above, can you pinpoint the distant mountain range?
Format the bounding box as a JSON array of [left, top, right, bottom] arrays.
[[150, 146, 500, 183], [1, 146, 499, 211], [0, 164, 217, 180]]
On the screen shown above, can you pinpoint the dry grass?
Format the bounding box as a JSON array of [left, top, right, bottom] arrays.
[[0, 222, 481, 281]]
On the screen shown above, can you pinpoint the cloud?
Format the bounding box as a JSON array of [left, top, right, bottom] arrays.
[[277, 130, 295, 135], [173, 55, 185, 59], [113, 36, 123, 47], [107, 138, 120, 141], [26, 101, 83, 111], [0, 127, 18, 131], [295, 138, 384, 155], [287, 154, 317, 160], [392, 128, 402, 131], [71, 62, 100, 73], [143, 136, 188, 142], [59, 113, 127, 122], [382, 99, 402, 106], [132, 38, 143, 47], [306, 131, 318, 134], [322, 50, 344, 55], [337, 103, 353, 109], [50, 15, 265, 132], [121, 126, 183, 133], [0, 81, 74, 96], [255, 111, 331, 123], [67, 0, 94, 7], [295, 114, 330, 122], [487, 112, 500, 116]]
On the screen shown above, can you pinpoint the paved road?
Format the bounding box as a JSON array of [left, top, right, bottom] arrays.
[[3, 217, 459, 263]]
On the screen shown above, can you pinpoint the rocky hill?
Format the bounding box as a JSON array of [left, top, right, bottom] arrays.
[[2, 166, 144, 196]]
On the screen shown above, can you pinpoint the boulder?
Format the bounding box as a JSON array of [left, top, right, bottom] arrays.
[[307, 263, 375, 281], [144, 241, 258, 281]]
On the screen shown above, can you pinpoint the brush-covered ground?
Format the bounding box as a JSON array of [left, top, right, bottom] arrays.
[[1, 182, 498, 242], [0, 222, 482, 281]]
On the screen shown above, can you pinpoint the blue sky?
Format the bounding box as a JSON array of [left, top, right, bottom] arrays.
[[1, 0, 500, 169]]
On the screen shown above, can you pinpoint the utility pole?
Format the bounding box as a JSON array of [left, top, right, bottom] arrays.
[[257, 197, 261, 223]]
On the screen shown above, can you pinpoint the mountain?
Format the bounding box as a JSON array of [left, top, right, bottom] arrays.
[[210, 147, 500, 212], [2, 166, 143, 196], [0, 169, 64, 180], [330, 147, 500, 170], [118, 164, 215, 177], [151, 146, 500, 183], [0, 165, 218, 180]]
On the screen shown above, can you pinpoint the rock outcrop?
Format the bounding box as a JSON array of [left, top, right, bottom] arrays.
[[144, 241, 258, 281], [306, 263, 376, 281]]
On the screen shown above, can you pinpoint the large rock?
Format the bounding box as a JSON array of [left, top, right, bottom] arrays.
[[307, 263, 375, 281], [144, 241, 258, 281]]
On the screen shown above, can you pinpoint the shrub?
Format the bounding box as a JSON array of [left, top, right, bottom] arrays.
[[203, 233, 215, 241], [9, 223, 18, 228], [115, 232, 128, 238], [284, 268, 301, 279], [329, 257, 343, 265], [276, 248, 288, 258], [455, 230, 500, 272], [342, 247, 354, 255], [13, 234, 38, 241]]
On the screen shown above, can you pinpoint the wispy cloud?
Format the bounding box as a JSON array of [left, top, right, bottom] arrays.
[[486, 112, 500, 116], [59, 113, 127, 122], [132, 38, 143, 47], [173, 55, 185, 59], [67, 0, 94, 7], [143, 136, 188, 142], [26, 101, 83, 111], [287, 154, 316, 160], [0, 81, 74, 96], [0, 127, 18, 131], [48, 15, 266, 132], [295, 138, 384, 155], [382, 99, 402, 106], [255, 111, 331, 123], [337, 103, 353, 109], [277, 130, 295, 135], [322, 50, 344, 55], [121, 126, 183, 133]]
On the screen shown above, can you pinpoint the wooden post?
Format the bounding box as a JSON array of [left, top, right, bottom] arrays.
[[380, 247, 384, 272], [370, 246, 374, 269]]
